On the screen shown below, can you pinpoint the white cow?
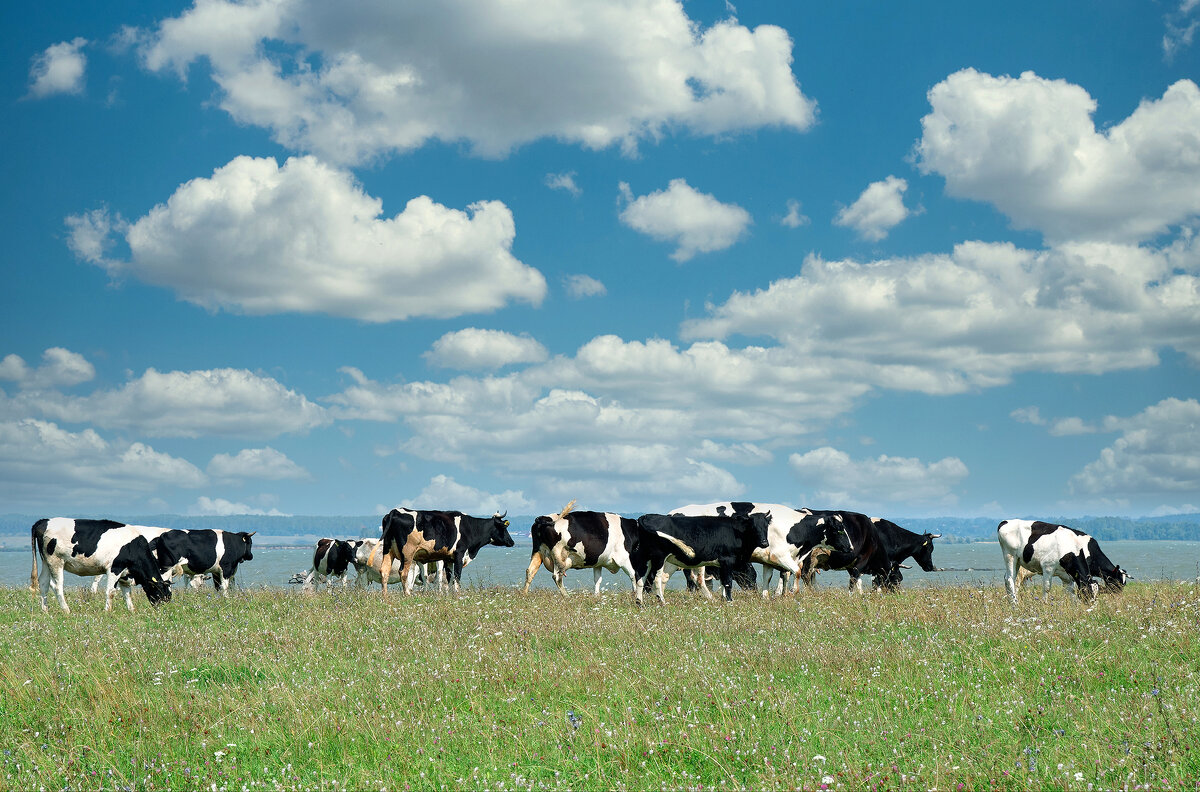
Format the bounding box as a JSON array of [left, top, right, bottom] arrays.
[[31, 518, 172, 613], [998, 519, 1127, 603]]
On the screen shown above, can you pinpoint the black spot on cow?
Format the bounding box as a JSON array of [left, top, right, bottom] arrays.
[[564, 511, 612, 566], [68, 519, 128, 558]]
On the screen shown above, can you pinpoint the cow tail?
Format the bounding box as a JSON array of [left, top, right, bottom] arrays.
[[30, 519, 45, 592]]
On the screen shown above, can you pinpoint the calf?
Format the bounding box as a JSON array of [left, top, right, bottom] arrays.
[[998, 519, 1128, 603], [521, 501, 639, 597], [633, 513, 770, 604], [300, 537, 365, 591], [350, 538, 405, 588], [671, 502, 855, 597], [31, 518, 172, 613], [153, 529, 255, 595], [376, 508, 514, 596]]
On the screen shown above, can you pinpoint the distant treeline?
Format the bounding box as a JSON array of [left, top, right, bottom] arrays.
[[2, 512, 1199, 546]]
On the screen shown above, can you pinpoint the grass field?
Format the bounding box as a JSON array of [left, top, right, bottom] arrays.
[[2, 581, 1198, 791]]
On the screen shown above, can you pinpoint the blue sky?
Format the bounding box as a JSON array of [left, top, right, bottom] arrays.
[[3, 1, 1199, 520]]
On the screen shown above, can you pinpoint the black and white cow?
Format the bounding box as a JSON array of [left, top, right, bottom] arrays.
[[152, 529, 255, 595], [521, 501, 639, 597], [376, 508, 515, 596], [31, 518, 172, 613], [633, 513, 770, 604], [796, 510, 939, 592], [297, 538, 365, 591], [670, 502, 855, 598], [998, 519, 1128, 603]]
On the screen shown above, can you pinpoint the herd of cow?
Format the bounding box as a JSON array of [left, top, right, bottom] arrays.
[[28, 502, 1130, 614]]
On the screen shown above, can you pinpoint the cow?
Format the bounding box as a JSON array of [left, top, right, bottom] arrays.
[[296, 538, 366, 591], [670, 502, 856, 598], [998, 519, 1128, 603], [376, 508, 515, 597], [30, 518, 172, 613], [88, 524, 178, 594], [348, 538, 405, 588], [632, 512, 771, 604], [521, 501, 640, 597], [795, 510, 939, 592], [152, 529, 255, 595]]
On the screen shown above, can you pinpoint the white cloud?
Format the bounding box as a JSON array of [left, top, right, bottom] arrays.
[[65, 207, 128, 269], [424, 328, 548, 371], [0, 419, 206, 508], [207, 446, 310, 481], [834, 176, 910, 241], [28, 38, 88, 98], [189, 496, 288, 516], [1070, 398, 1200, 497], [398, 474, 533, 515], [618, 179, 752, 261], [563, 274, 607, 299], [68, 155, 546, 321], [1010, 406, 1045, 426], [545, 172, 581, 197], [779, 199, 809, 229], [136, 0, 816, 164], [682, 238, 1200, 393], [789, 446, 968, 510], [917, 69, 1200, 243], [1164, 1, 1200, 61], [0, 348, 95, 390], [25, 367, 329, 439]]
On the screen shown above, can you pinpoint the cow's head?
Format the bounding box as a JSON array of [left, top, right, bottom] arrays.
[[127, 552, 173, 606], [743, 513, 771, 551], [822, 518, 855, 555], [237, 531, 255, 561], [910, 532, 940, 572], [1101, 565, 1129, 593], [490, 511, 515, 548]]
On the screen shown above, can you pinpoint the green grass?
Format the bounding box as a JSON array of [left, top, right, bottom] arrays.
[[2, 582, 1198, 790]]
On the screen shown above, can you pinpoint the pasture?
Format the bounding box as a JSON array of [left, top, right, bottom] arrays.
[[1, 582, 1197, 791]]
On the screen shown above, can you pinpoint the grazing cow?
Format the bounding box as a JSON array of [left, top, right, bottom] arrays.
[[796, 510, 939, 592], [998, 519, 1128, 603], [31, 518, 172, 613], [298, 538, 366, 591], [349, 538, 405, 588], [152, 529, 255, 595], [521, 501, 640, 597], [670, 502, 856, 598], [376, 508, 515, 596], [633, 513, 771, 604]]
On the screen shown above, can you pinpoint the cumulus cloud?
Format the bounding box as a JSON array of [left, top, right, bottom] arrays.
[[618, 179, 752, 261], [0, 348, 95, 390], [789, 446, 968, 510], [424, 328, 548, 371], [0, 418, 206, 508], [207, 446, 310, 481], [135, 0, 816, 164], [22, 366, 329, 439], [397, 474, 533, 515], [67, 155, 546, 321], [682, 239, 1200, 393], [1070, 398, 1200, 497], [917, 69, 1200, 243], [834, 176, 911, 241], [28, 38, 88, 98], [564, 274, 607, 299], [545, 172, 581, 197]]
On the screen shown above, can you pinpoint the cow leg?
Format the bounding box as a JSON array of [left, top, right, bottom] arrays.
[[592, 567, 604, 595], [522, 551, 544, 593], [718, 565, 735, 603], [380, 552, 394, 598], [122, 580, 137, 612], [1002, 552, 1020, 603], [849, 572, 864, 594], [44, 559, 67, 614], [214, 572, 230, 596], [90, 576, 102, 594], [104, 572, 121, 612], [399, 556, 415, 595]]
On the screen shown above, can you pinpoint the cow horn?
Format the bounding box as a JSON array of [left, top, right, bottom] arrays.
[[898, 563, 911, 569], [559, 499, 577, 519], [929, 533, 941, 539], [247, 531, 257, 537]]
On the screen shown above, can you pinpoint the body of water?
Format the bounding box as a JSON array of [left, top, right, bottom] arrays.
[[7, 539, 1199, 597]]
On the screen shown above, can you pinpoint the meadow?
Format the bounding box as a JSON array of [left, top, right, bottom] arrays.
[[1, 582, 1197, 791]]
